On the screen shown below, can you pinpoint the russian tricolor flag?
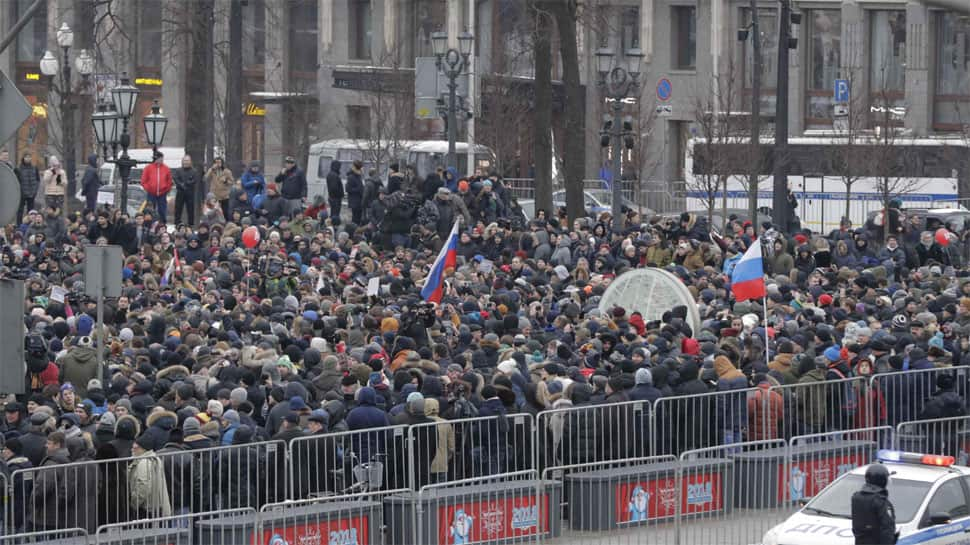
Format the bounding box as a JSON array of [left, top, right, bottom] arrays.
[[161, 248, 180, 287], [421, 220, 460, 303], [731, 241, 767, 302]]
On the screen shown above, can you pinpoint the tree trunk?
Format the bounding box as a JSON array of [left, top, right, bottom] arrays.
[[533, 2, 553, 217], [844, 183, 851, 225], [185, 0, 213, 224], [226, 0, 243, 172], [552, 0, 585, 224]]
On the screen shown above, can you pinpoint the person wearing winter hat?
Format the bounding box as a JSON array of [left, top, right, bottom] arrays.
[[206, 399, 224, 420], [229, 387, 248, 409]]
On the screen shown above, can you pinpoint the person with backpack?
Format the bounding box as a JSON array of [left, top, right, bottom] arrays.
[[823, 345, 857, 431]]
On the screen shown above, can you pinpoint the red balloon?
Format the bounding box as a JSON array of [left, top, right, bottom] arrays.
[[936, 228, 951, 247], [242, 226, 261, 248]]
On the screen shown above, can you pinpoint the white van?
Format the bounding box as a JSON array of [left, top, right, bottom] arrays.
[[306, 139, 495, 202]]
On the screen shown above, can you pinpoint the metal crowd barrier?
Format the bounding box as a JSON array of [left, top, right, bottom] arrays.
[[653, 388, 754, 457], [287, 425, 409, 501], [256, 489, 409, 545], [0, 528, 87, 545], [404, 471, 550, 545], [405, 413, 535, 490], [869, 366, 970, 427], [94, 508, 257, 544], [768, 376, 871, 441], [541, 456, 679, 544], [7, 439, 285, 536], [535, 400, 653, 472], [895, 415, 970, 461]]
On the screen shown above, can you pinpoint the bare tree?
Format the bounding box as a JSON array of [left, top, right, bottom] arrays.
[[688, 60, 746, 230], [339, 42, 415, 174], [868, 89, 921, 240], [825, 70, 869, 225], [551, 0, 585, 222]]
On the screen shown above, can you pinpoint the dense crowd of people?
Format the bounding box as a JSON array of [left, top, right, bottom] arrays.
[[0, 149, 968, 533]]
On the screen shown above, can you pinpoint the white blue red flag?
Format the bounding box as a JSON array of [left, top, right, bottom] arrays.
[[161, 247, 180, 287], [421, 220, 460, 303], [731, 241, 766, 302]]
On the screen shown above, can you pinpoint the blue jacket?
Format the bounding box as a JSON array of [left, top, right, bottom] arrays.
[[241, 165, 265, 201]]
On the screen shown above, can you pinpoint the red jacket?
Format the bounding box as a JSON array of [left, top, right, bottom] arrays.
[[141, 162, 173, 197]]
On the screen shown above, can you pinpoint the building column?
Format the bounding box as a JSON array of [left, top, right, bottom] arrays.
[[317, 0, 344, 141], [161, 0, 187, 147], [840, 0, 868, 121], [904, 0, 931, 135], [263, 0, 290, 171]]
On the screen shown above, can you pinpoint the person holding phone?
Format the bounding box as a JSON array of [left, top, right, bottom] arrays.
[[42, 155, 67, 214]]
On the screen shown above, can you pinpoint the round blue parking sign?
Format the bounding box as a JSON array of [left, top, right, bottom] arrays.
[[657, 78, 672, 102]]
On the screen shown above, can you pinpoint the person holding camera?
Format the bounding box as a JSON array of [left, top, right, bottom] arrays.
[[42, 155, 67, 214]]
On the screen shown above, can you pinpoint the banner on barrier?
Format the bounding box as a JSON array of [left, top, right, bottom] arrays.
[[252, 515, 370, 545], [614, 471, 724, 524], [436, 494, 550, 544], [779, 453, 866, 503]]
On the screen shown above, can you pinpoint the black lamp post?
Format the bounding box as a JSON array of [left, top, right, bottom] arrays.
[[91, 74, 168, 215], [595, 46, 643, 232], [431, 30, 474, 170], [39, 22, 94, 216]]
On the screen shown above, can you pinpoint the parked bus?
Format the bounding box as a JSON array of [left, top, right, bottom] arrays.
[[685, 136, 967, 232], [306, 139, 495, 201]]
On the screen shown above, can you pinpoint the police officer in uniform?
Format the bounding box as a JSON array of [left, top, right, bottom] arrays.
[[851, 464, 897, 544]]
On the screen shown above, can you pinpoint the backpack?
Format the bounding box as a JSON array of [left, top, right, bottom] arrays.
[[451, 396, 479, 419], [826, 367, 859, 420], [416, 201, 439, 229], [25, 334, 49, 374]]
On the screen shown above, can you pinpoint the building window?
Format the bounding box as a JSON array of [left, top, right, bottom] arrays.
[[289, 0, 318, 73], [347, 105, 371, 139], [137, 0, 162, 68], [414, 0, 447, 58], [741, 7, 778, 117], [15, 0, 46, 63], [672, 6, 696, 70], [869, 11, 906, 98], [805, 9, 841, 128], [243, 0, 266, 68], [349, 0, 372, 60], [621, 7, 640, 52], [934, 12, 970, 131]]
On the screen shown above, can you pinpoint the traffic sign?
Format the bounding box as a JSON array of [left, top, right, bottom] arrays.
[[657, 78, 672, 102], [834, 79, 850, 103], [0, 70, 31, 144], [655, 104, 673, 117], [84, 244, 124, 298]]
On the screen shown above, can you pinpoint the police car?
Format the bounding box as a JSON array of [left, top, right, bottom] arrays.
[[762, 450, 970, 545]]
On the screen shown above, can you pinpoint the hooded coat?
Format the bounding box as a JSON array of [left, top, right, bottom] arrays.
[[57, 345, 99, 399], [81, 154, 101, 198], [326, 160, 344, 199]]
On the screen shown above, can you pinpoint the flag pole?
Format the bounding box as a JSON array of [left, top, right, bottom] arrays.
[[763, 295, 770, 369]]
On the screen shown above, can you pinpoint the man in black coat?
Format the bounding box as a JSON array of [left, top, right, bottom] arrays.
[[346, 160, 364, 225], [80, 154, 101, 213], [275, 156, 307, 216], [172, 155, 199, 226], [851, 464, 897, 544], [326, 160, 344, 220]]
